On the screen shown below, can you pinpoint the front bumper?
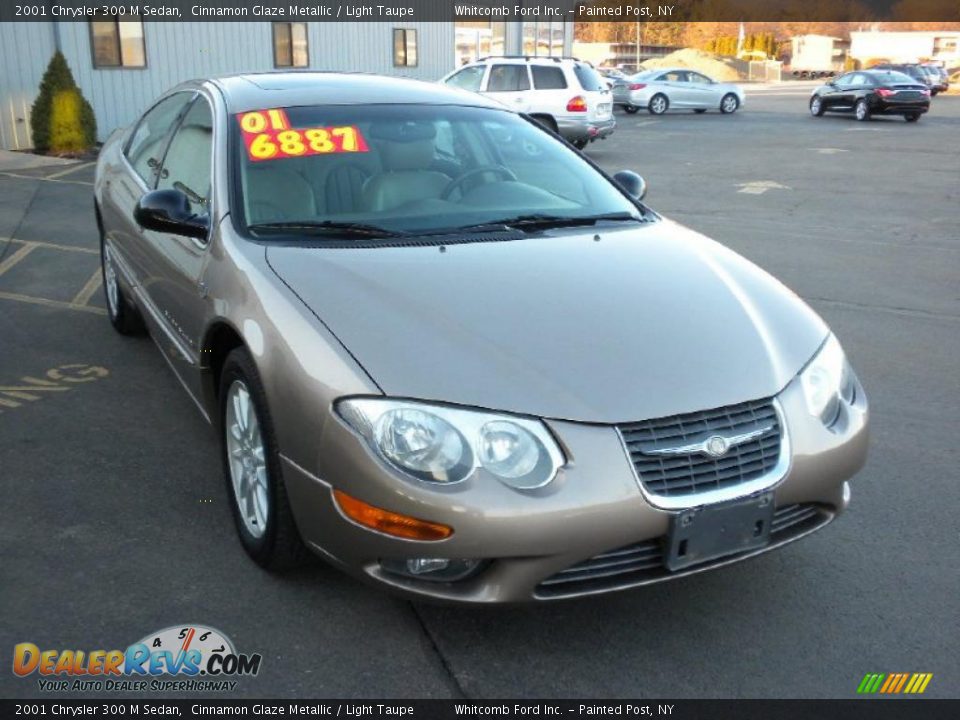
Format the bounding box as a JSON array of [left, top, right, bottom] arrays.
[[556, 116, 616, 143], [282, 373, 869, 603]]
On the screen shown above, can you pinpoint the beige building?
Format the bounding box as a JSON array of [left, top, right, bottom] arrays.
[[850, 30, 960, 66]]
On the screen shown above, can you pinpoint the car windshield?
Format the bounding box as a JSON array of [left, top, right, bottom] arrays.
[[234, 104, 643, 238]]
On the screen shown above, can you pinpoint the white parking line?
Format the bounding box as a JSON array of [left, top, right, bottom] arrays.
[[44, 161, 95, 180], [0, 243, 36, 276], [0, 171, 93, 187], [0, 290, 106, 315], [0, 237, 98, 255], [70, 268, 103, 308]]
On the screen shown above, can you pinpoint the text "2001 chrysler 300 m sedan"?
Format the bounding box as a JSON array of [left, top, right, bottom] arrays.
[[94, 72, 868, 602]]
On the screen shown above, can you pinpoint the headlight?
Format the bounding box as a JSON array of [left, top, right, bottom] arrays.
[[337, 399, 564, 489], [800, 334, 854, 425]]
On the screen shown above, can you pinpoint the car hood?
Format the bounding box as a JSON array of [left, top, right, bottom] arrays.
[[266, 220, 827, 424]]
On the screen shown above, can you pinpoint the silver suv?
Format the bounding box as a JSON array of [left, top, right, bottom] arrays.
[[442, 56, 615, 149]]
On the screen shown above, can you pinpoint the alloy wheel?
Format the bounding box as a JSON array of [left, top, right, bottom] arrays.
[[225, 380, 269, 539], [722, 95, 738, 113], [103, 246, 120, 318]]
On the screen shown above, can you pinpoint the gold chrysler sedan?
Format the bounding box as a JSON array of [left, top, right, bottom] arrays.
[[94, 73, 868, 602]]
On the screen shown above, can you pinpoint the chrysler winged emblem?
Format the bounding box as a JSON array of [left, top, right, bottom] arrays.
[[644, 425, 774, 459]]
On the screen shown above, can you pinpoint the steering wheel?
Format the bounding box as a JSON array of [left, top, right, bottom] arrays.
[[441, 165, 518, 200]]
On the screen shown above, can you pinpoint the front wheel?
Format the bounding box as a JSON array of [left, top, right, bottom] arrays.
[[855, 99, 871, 121], [220, 347, 307, 570], [648, 94, 669, 115], [624, 104, 639, 114], [809, 96, 825, 117], [720, 93, 740, 114], [100, 238, 143, 335], [904, 113, 920, 122]]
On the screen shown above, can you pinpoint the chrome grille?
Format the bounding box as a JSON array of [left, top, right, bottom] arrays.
[[535, 503, 828, 598], [619, 398, 782, 497]]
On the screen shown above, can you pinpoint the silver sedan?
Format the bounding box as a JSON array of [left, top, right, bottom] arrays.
[[94, 72, 865, 603], [613, 68, 746, 115]]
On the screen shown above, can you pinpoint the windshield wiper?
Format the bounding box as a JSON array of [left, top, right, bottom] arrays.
[[248, 221, 409, 239], [435, 212, 645, 235]]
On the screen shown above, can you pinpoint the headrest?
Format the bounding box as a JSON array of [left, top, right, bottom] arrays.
[[380, 138, 435, 171], [367, 121, 436, 143]]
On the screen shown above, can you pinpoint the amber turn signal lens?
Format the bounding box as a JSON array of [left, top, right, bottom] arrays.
[[333, 490, 453, 541]]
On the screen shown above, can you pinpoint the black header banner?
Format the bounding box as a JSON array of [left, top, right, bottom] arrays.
[[2, 0, 959, 23], [2, 700, 960, 719]]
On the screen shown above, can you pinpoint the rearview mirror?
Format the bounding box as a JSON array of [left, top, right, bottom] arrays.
[[134, 189, 209, 240], [613, 170, 647, 201]]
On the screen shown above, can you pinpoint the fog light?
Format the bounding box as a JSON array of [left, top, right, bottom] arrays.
[[380, 558, 482, 582]]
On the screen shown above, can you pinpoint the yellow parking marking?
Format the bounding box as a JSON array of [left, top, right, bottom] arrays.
[[0, 171, 93, 187], [0, 290, 106, 315], [44, 161, 95, 180], [70, 268, 103, 308], [0, 237, 98, 255], [0, 243, 36, 276]]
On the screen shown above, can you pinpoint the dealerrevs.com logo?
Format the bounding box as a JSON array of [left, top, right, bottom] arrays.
[[13, 625, 262, 692]]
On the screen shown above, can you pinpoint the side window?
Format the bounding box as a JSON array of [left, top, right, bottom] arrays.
[[156, 98, 213, 218], [445, 66, 485, 92], [487, 65, 530, 92], [687, 72, 711, 85], [532, 65, 567, 90], [125, 93, 193, 185], [658, 71, 687, 83]]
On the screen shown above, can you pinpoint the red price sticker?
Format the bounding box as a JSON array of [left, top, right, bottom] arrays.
[[237, 110, 369, 162]]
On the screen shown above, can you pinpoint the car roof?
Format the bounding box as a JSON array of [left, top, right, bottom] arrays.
[[195, 71, 507, 114]]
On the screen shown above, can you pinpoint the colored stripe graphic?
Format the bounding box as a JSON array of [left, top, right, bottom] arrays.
[[857, 673, 932, 694]]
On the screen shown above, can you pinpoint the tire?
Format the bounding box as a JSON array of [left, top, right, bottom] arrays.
[[624, 105, 639, 114], [694, 109, 707, 114], [720, 93, 740, 114], [220, 346, 308, 570], [532, 114, 557, 134], [855, 99, 871, 121], [572, 138, 588, 150], [99, 226, 144, 335], [809, 95, 825, 117], [904, 113, 920, 122], [648, 94, 669, 115]]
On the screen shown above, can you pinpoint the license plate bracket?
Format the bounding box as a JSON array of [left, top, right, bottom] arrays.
[[665, 493, 775, 571]]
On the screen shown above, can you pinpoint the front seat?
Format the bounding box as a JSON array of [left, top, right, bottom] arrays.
[[362, 122, 450, 212], [244, 165, 316, 224]]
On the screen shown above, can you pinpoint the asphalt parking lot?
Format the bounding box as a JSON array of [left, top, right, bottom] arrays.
[[2, 87, 958, 700]]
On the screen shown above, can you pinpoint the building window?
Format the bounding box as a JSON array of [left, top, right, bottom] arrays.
[[455, 20, 505, 65], [394, 28, 418, 67], [522, 20, 565, 57], [273, 23, 309, 68], [90, 20, 146, 68]]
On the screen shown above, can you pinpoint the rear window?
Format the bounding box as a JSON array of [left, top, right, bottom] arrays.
[[488, 65, 530, 92], [872, 71, 919, 85], [573, 64, 605, 92], [532, 65, 567, 90]]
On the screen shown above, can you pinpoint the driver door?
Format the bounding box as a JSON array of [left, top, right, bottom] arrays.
[[138, 96, 215, 396]]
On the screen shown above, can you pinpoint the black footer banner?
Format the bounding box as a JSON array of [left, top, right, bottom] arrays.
[[3, 699, 959, 720]]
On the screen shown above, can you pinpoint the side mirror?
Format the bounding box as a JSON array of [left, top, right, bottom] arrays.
[[613, 170, 647, 201], [134, 189, 208, 240]]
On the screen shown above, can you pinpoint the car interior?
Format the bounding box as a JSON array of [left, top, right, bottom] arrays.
[[240, 112, 594, 228]]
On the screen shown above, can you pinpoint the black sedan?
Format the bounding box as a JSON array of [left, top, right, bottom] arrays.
[[810, 70, 930, 122]]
